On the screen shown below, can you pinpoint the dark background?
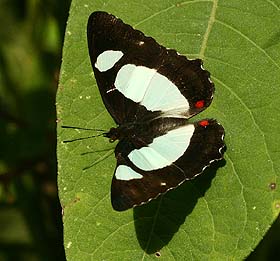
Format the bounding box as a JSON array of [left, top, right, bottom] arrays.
[[0, 0, 279, 260]]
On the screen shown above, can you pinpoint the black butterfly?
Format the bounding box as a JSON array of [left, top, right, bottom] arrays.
[[86, 11, 225, 211]]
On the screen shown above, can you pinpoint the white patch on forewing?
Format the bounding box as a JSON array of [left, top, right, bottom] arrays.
[[95, 50, 123, 72], [115, 65, 154, 102], [115, 64, 189, 112], [128, 124, 195, 171], [115, 165, 143, 181]]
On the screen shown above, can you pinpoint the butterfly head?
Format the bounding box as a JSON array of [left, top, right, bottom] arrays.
[[105, 127, 119, 143]]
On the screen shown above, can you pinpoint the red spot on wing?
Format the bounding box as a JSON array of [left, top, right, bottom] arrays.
[[199, 120, 209, 127], [195, 100, 205, 109]]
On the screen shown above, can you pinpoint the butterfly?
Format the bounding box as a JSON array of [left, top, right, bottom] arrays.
[[86, 11, 225, 211]]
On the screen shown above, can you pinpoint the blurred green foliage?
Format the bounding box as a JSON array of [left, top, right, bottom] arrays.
[[0, 0, 279, 260], [0, 0, 70, 260]]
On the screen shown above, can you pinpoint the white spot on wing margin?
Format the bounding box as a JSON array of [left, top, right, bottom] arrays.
[[115, 165, 143, 181], [95, 50, 124, 72]]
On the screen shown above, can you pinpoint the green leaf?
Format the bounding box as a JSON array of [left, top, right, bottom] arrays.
[[56, 0, 280, 260]]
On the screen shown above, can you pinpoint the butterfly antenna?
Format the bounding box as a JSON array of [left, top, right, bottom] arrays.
[[61, 125, 106, 132], [63, 133, 105, 143]]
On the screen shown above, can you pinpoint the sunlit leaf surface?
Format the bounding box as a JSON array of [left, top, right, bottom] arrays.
[[57, 0, 280, 260]]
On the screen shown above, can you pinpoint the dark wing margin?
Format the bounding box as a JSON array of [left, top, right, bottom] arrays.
[[111, 119, 225, 211], [87, 11, 214, 122]]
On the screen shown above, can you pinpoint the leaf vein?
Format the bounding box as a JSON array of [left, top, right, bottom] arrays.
[[90, 220, 136, 257], [199, 0, 218, 59], [265, 0, 280, 11], [202, 198, 216, 251], [141, 196, 164, 260], [206, 56, 267, 85], [215, 19, 280, 70], [225, 154, 248, 252], [134, 0, 213, 28], [212, 76, 277, 177]]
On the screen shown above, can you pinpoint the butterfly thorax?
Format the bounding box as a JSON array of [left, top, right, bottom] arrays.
[[105, 121, 151, 146], [105, 117, 189, 148], [105, 124, 136, 143]]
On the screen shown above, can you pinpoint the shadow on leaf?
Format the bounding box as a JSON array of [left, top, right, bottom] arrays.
[[133, 159, 226, 254]]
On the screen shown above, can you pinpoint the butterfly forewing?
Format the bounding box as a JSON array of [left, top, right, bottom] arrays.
[[87, 12, 214, 122]]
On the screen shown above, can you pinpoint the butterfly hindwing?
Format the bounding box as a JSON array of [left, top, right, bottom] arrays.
[[111, 119, 224, 211]]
